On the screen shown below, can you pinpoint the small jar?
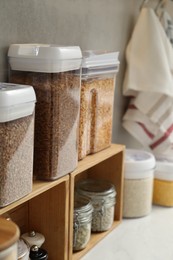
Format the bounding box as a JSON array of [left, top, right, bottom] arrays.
[[153, 157, 173, 206], [123, 149, 156, 218], [76, 179, 116, 232], [0, 218, 20, 260], [17, 239, 30, 260], [73, 195, 93, 251]]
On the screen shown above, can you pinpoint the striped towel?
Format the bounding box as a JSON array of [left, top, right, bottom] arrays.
[[122, 7, 173, 159]]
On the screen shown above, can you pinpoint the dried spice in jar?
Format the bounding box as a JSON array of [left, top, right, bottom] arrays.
[[78, 51, 119, 160], [8, 44, 82, 180], [73, 195, 93, 251], [76, 179, 116, 232]]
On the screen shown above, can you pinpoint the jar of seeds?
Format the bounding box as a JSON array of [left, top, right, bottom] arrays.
[[76, 179, 116, 232], [0, 83, 36, 207], [8, 44, 82, 180], [73, 195, 93, 251]]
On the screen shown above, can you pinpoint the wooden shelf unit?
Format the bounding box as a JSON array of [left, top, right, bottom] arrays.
[[69, 144, 125, 260], [0, 144, 124, 260], [0, 175, 69, 260]]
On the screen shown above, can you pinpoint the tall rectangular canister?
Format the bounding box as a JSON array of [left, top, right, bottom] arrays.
[[8, 44, 82, 180], [0, 83, 36, 207], [78, 51, 119, 160]]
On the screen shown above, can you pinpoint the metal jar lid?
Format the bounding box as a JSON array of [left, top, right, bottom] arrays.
[[76, 179, 116, 198], [74, 195, 93, 224]]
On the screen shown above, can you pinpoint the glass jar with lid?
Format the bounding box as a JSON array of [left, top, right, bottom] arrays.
[[76, 179, 116, 232], [73, 195, 93, 251]]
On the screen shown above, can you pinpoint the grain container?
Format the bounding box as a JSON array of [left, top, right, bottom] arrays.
[[78, 51, 119, 160], [123, 149, 155, 218], [0, 83, 36, 207], [0, 218, 20, 260], [76, 179, 116, 232], [73, 195, 93, 251], [153, 157, 173, 206], [8, 44, 82, 180]]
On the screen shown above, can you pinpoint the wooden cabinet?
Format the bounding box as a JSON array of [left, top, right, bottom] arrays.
[[0, 144, 124, 260]]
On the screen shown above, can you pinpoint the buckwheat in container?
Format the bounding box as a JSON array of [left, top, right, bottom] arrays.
[[0, 218, 20, 260], [123, 149, 155, 218], [153, 157, 173, 206], [78, 51, 119, 160], [76, 179, 116, 232], [0, 83, 36, 207], [8, 44, 82, 180]]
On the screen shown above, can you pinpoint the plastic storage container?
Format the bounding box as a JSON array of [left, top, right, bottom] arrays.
[[76, 179, 116, 232], [73, 195, 93, 251], [153, 157, 173, 206], [78, 51, 119, 160], [0, 83, 36, 207], [123, 149, 155, 218], [0, 218, 20, 260], [8, 44, 82, 180]]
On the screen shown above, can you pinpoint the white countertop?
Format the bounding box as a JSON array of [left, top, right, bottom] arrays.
[[82, 206, 173, 260]]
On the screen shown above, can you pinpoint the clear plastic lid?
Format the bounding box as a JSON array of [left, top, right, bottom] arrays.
[[125, 149, 156, 179], [155, 157, 173, 181], [0, 83, 36, 122], [81, 50, 120, 77], [8, 44, 82, 73]]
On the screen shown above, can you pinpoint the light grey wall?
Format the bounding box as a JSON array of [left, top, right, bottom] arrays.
[[2, 0, 171, 149]]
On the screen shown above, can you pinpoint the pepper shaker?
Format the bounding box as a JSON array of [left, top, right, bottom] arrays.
[[29, 245, 48, 260]]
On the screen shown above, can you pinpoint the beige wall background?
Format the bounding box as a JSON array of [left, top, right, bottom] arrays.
[[0, 0, 173, 148]]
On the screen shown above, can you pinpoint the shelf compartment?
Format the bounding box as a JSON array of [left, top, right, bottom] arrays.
[[0, 175, 69, 260], [69, 144, 125, 260]]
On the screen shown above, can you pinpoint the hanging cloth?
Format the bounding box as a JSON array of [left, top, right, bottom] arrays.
[[123, 7, 173, 97], [122, 7, 173, 159]]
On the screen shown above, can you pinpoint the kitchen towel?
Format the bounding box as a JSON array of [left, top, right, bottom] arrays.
[[123, 7, 173, 97], [122, 7, 173, 159]]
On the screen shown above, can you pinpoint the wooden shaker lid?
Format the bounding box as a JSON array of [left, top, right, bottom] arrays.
[[0, 217, 20, 251]]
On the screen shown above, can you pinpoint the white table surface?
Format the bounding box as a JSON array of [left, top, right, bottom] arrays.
[[81, 206, 173, 260]]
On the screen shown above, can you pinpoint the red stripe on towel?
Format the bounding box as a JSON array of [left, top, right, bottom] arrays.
[[137, 122, 155, 139], [150, 124, 173, 149], [128, 104, 137, 109]]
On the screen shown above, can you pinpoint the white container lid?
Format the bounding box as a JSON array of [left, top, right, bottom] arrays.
[[124, 149, 156, 179], [8, 44, 82, 73], [81, 50, 119, 76], [0, 83, 36, 122], [155, 157, 173, 181]]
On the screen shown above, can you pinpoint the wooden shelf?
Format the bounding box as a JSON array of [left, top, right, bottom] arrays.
[[0, 144, 125, 260], [0, 175, 69, 215], [69, 144, 125, 260]]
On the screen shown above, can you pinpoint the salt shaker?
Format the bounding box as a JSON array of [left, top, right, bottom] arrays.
[[21, 231, 45, 248]]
